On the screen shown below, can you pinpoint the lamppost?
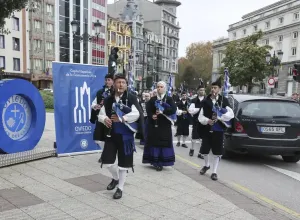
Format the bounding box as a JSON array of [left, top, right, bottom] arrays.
[[70, 20, 102, 63], [266, 50, 283, 95]]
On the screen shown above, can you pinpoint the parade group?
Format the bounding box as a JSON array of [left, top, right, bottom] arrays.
[[90, 73, 234, 200]]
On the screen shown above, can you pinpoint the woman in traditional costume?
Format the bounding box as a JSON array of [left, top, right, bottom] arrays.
[[142, 81, 177, 171]]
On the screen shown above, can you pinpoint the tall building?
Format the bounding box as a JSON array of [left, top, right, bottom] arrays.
[[106, 15, 132, 73], [108, 0, 181, 86], [213, 0, 300, 96], [55, 0, 107, 65]]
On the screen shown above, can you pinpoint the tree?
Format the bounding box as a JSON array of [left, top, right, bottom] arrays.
[[181, 65, 197, 89], [0, 0, 35, 31], [185, 41, 213, 82], [221, 31, 272, 93], [176, 57, 190, 88]]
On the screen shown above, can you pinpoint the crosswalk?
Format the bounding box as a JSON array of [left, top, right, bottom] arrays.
[[266, 165, 300, 182]]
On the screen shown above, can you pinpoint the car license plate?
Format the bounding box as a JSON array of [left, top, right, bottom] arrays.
[[260, 127, 285, 134]]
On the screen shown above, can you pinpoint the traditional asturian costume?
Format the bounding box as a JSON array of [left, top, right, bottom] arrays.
[[176, 94, 190, 148], [98, 83, 143, 199], [198, 79, 234, 181], [142, 81, 177, 171], [188, 85, 206, 158], [90, 74, 113, 144]]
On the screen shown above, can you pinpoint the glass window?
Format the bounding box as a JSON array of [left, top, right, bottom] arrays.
[[12, 37, 20, 51], [73, 50, 80, 63], [73, 5, 80, 21], [12, 17, 19, 31], [59, 0, 70, 17], [59, 32, 70, 48], [59, 16, 69, 33], [240, 101, 300, 118], [0, 56, 5, 68], [13, 58, 20, 71], [60, 47, 70, 62], [0, 35, 4, 49]]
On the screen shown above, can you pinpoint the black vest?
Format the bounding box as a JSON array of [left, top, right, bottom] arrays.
[[191, 96, 205, 120]]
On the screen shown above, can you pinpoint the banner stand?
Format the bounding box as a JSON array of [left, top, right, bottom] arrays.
[[57, 150, 103, 158]]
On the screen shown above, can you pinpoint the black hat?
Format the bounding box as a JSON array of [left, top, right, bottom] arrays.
[[181, 91, 186, 95], [105, 74, 114, 79], [113, 73, 127, 82], [197, 84, 205, 90], [211, 77, 222, 88]]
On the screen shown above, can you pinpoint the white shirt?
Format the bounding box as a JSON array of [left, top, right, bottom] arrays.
[[176, 100, 187, 116], [91, 87, 111, 110], [188, 96, 204, 115]]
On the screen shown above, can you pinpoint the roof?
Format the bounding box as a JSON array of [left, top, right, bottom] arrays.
[[230, 94, 295, 103]]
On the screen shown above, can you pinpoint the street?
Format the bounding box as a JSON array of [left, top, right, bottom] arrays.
[[172, 126, 300, 216]]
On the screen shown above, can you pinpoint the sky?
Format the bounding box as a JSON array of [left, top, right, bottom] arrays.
[[107, 0, 279, 57]]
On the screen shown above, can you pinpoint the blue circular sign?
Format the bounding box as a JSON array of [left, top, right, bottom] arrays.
[[0, 79, 46, 154]]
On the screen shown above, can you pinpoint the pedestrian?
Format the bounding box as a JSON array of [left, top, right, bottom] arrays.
[[137, 92, 151, 145], [176, 92, 190, 148], [198, 78, 234, 181], [188, 84, 206, 158], [90, 74, 114, 146], [98, 74, 144, 199], [142, 81, 177, 171]]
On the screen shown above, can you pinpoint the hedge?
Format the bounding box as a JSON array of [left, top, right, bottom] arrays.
[[40, 91, 54, 109]]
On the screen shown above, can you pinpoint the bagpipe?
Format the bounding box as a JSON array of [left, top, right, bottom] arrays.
[[155, 99, 177, 125], [90, 88, 112, 124], [181, 101, 190, 120], [210, 99, 231, 132]]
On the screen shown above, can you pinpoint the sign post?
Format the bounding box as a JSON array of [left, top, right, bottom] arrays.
[[52, 62, 108, 156]]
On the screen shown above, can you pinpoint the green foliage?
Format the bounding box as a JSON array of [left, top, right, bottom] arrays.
[[221, 31, 272, 92], [181, 65, 198, 89], [40, 90, 53, 109]]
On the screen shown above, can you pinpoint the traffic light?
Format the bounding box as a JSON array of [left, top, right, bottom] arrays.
[[108, 47, 119, 75], [292, 63, 300, 82]]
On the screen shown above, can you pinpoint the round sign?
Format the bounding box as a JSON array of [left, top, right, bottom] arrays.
[[0, 79, 46, 154], [268, 77, 275, 86]]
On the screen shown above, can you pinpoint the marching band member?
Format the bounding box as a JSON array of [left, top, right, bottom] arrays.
[[136, 92, 151, 145], [90, 74, 114, 145], [142, 81, 177, 171], [98, 74, 143, 199], [188, 84, 206, 158], [198, 78, 234, 181], [176, 92, 190, 148]]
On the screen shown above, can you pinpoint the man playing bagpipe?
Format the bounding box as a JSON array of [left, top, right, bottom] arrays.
[[98, 74, 144, 199], [188, 84, 206, 158], [142, 81, 177, 171], [176, 92, 191, 148], [90, 74, 114, 145], [198, 78, 234, 181], [136, 92, 151, 145]]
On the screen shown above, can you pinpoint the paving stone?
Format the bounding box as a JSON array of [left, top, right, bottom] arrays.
[[6, 195, 44, 208], [222, 209, 259, 220], [113, 210, 154, 220], [111, 194, 149, 208], [173, 193, 208, 206], [0, 208, 34, 220], [181, 204, 220, 220], [138, 203, 180, 219], [122, 185, 165, 202], [65, 176, 97, 186], [0, 187, 32, 199], [1, 172, 38, 188], [199, 201, 239, 216], [0, 196, 16, 212], [156, 198, 195, 213], [79, 182, 108, 192], [0, 177, 15, 190], [85, 173, 112, 185]]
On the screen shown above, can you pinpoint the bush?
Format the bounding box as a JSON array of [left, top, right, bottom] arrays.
[[40, 91, 54, 109]]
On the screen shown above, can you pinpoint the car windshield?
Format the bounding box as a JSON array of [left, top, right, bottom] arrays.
[[239, 100, 300, 118]]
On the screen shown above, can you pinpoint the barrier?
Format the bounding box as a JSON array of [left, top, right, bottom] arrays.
[[52, 62, 108, 156], [0, 79, 46, 154]]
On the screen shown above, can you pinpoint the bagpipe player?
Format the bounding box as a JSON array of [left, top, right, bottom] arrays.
[[198, 78, 234, 181], [98, 74, 144, 199]]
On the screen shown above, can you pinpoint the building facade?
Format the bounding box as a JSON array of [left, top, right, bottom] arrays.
[[108, 0, 181, 87], [213, 0, 300, 96], [55, 0, 107, 65], [106, 15, 132, 74]]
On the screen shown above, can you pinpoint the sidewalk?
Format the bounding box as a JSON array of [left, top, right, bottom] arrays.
[[0, 147, 260, 220]]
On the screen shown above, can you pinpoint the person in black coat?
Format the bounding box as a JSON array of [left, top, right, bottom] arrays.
[[176, 92, 190, 148], [142, 81, 177, 171], [90, 74, 114, 145]]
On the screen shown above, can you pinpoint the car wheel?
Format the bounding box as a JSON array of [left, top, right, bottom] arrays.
[[281, 155, 300, 163]]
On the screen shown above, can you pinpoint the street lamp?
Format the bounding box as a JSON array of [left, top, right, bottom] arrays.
[[266, 50, 284, 95], [71, 19, 102, 42]]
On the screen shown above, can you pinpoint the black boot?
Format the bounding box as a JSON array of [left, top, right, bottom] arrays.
[[181, 144, 188, 148], [189, 149, 194, 156], [107, 179, 119, 191], [211, 173, 218, 181], [113, 188, 123, 199], [198, 154, 204, 159], [199, 166, 210, 175], [176, 142, 180, 147], [156, 166, 163, 171]]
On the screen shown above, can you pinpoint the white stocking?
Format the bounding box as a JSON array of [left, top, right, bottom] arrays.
[[177, 135, 181, 143], [107, 164, 119, 181], [182, 136, 187, 144], [203, 154, 209, 167], [191, 140, 196, 150], [212, 155, 221, 174], [118, 167, 128, 191]]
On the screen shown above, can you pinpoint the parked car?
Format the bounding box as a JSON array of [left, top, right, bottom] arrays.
[[224, 94, 300, 163]]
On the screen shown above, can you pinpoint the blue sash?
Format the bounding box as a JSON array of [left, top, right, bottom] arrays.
[[211, 105, 231, 131], [155, 100, 177, 125]]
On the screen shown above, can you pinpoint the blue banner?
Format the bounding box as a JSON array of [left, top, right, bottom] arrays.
[[52, 62, 108, 155]]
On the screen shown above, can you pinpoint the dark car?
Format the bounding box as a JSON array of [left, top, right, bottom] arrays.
[[224, 94, 300, 163]]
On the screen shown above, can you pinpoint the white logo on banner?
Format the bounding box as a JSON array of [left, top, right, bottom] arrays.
[[74, 82, 92, 134], [80, 139, 88, 149]]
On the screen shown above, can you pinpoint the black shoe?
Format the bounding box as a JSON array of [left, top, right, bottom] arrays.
[[198, 154, 204, 159], [107, 179, 119, 191], [189, 149, 194, 156], [174, 133, 177, 137], [176, 142, 180, 147], [156, 166, 163, 171], [200, 166, 210, 175], [181, 144, 188, 148], [113, 188, 122, 199], [211, 173, 218, 181]]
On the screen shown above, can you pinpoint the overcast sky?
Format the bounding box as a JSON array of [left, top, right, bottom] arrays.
[[107, 0, 278, 57]]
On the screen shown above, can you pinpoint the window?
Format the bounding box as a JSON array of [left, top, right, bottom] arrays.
[[34, 39, 42, 50], [46, 23, 54, 33], [279, 17, 284, 24], [33, 59, 42, 70], [253, 25, 257, 31], [13, 58, 20, 71], [233, 32, 236, 38], [239, 101, 300, 118], [278, 35, 283, 42], [294, 12, 299, 20], [12, 37, 20, 51], [0, 35, 4, 49], [46, 60, 52, 69], [0, 56, 5, 69], [243, 29, 247, 35], [265, 39, 269, 45], [265, 21, 270, 29], [288, 67, 293, 76], [46, 42, 54, 52], [34, 20, 42, 29], [46, 4, 54, 16], [292, 47, 297, 56], [293, 31, 298, 39], [12, 17, 19, 31]]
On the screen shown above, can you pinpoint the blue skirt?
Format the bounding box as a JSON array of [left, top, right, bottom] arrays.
[[142, 143, 175, 167]]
